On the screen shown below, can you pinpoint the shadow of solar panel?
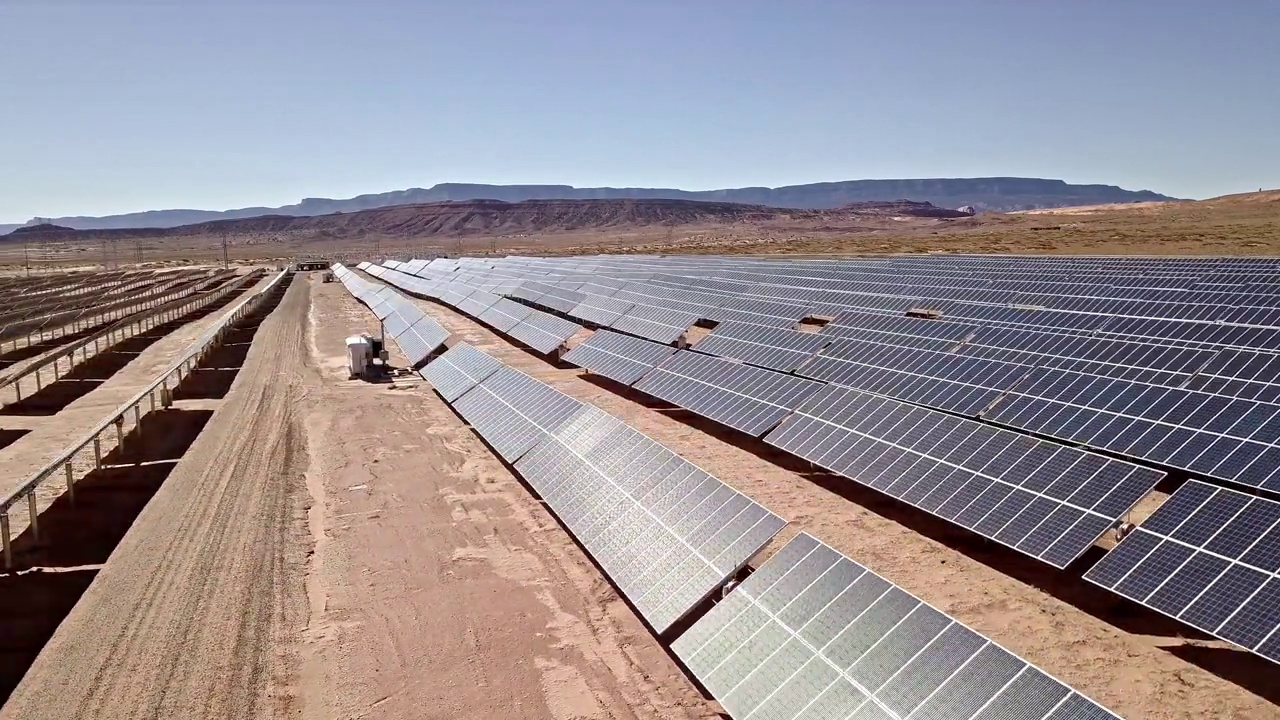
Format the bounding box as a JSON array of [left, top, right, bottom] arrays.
[[420, 343, 504, 401], [765, 385, 1162, 567], [798, 340, 1030, 417], [562, 330, 677, 385], [516, 404, 785, 633], [1085, 481, 1280, 665], [983, 367, 1280, 493], [568, 295, 637, 326], [451, 366, 584, 462], [477, 297, 535, 333], [672, 532, 1122, 720], [633, 351, 825, 437], [693, 322, 831, 372], [609, 305, 699, 344], [508, 310, 583, 353]]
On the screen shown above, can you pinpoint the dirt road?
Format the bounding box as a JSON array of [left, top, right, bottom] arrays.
[[0, 275, 310, 718], [295, 277, 715, 719], [3, 275, 719, 719]]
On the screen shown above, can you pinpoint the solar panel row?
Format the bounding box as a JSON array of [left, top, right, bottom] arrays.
[[674, 532, 1123, 720], [562, 330, 677, 385], [766, 386, 1162, 568], [633, 351, 825, 437], [518, 404, 785, 632], [419, 347, 785, 634], [390, 255, 1280, 669], [369, 263, 585, 355], [1085, 481, 1280, 665], [331, 264, 449, 366]]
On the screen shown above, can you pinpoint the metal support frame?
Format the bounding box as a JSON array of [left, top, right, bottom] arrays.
[[0, 268, 285, 571]]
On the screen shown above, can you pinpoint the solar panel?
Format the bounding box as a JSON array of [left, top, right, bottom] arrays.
[[382, 310, 412, 338], [516, 404, 786, 633], [507, 311, 583, 354], [533, 286, 587, 314], [440, 285, 471, 308], [477, 297, 536, 333], [393, 316, 450, 366], [420, 343, 504, 401], [1184, 348, 1280, 403], [983, 368, 1280, 493], [822, 310, 974, 349], [694, 322, 831, 372], [766, 385, 1164, 568], [673, 532, 1122, 720], [1085, 480, 1280, 665], [633, 351, 825, 437], [562, 330, 677, 385], [610, 304, 699, 344], [568, 294, 636, 327], [451, 366, 584, 461], [707, 297, 814, 328], [369, 298, 395, 320], [798, 340, 1031, 417], [456, 288, 502, 318]]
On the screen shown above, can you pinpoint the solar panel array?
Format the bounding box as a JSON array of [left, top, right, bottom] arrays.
[[674, 532, 1122, 720], [419, 342, 503, 401], [368, 263, 584, 355], [518, 404, 786, 632], [331, 264, 449, 365], [451, 365, 584, 461], [561, 330, 677, 385], [694, 322, 831, 373], [1085, 481, 1280, 664], [984, 368, 1280, 493], [634, 351, 825, 437], [767, 386, 1163, 568], [377, 253, 1280, 667], [798, 339, 1031, 416], [419, 346, 785, 634], [382, 257, 1175, 569], [506, 310, 582, 353]]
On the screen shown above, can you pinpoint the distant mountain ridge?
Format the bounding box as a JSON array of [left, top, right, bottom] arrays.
[[0, 177, 1177, 234], [0, 199, 973, 244]]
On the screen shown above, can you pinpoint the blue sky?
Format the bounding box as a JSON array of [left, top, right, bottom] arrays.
[[1, 1, 1277, 222]]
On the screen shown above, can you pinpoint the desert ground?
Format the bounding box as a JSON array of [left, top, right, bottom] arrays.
[[0, 264, 1275, 720]]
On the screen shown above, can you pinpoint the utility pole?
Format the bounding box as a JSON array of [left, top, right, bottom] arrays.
[[23, 239, 30, 277], [221, 230, 229, 269]]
